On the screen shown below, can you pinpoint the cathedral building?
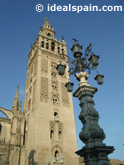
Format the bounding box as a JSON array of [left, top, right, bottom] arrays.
[[0, 19, 79, 165]]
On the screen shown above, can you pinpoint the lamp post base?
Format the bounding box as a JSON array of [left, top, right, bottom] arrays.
[[76, 145, 114, 165]]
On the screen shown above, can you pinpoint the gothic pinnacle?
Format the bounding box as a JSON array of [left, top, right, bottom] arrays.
[[12, 85, 19, 112]]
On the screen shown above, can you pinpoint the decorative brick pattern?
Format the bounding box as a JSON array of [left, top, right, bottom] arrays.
[[51, 81, 58, 92], [58, 122, 63, 132], [52, 94, 59, 105], [61, 82, 69, 107], [40, 77, 48, 102], [51, 71, 58, 80], [50, 121, 55, 131], [41, 58, 48, 73], [51, 62, 57, 70]]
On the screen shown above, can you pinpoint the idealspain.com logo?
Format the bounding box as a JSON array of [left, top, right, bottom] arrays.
[[35, 4, 122, 13]]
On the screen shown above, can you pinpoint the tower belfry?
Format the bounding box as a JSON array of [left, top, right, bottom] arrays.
[[24, 19, 79, 164]]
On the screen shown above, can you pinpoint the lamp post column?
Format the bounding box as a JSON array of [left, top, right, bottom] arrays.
[[73, 72, 114, 165], [56, 39, 115, 165]]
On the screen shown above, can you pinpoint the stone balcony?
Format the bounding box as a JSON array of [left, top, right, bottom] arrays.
[[54, 116, 59, 122], [52, 156, 64, 163]]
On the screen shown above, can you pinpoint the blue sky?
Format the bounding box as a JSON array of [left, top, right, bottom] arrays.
[[0, 0, 124, 161]]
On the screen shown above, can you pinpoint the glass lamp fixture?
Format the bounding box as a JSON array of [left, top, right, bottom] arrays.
[[56, 39, 104, 91], [65, 82, 74, 92], [94, 74, 104, 85], [71, 42, 82, 58], [56, 64, 66, 76], [89, 54, 99, 67]]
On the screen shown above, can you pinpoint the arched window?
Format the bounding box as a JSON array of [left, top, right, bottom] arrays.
[[46, 42, 49, 49], [50, 130, 54, 139], [53, 98, 57, 104], [23, 121, 26, 145], [58, 47, 60, 54], [52, 81, 58, 91], [41, 41, 44, 48], [52, 145, 63, 162], [55, 150, 59, 158], [54, 112, 57, 117], [52, 95, 59, 105], [54, 112, 59, 121], [51, 63, 57, 69], [58, 131, 62, 140], [51, 72, 57, 79], [62, 48, 64, 54], [51, 42, 55, 51], [47, 33, 51, 36]]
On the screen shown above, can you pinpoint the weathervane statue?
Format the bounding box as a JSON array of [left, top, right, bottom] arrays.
[[43, 17, 49, 21], [72, 38, 78, 43]]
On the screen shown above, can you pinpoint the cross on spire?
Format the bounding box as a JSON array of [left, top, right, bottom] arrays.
[[72, 38, 78, 43]]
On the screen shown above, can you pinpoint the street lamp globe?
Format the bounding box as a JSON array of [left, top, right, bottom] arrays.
[[89, 54, 99, 67], [56, 64, 66, 76], [71, 42, 82, 58], [94, 74, 104, 85], [65, 82, 74, 92]]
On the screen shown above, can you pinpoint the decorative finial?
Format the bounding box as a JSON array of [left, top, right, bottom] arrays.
[[62, 36, 64, 40], [72, 38, 78, 43], [43, 17, 49, 21]]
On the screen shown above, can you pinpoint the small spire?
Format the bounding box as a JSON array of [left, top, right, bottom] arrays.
[[39, 17, 56, 36], [19, 101, 22, 108], [42, 17, 52, 28], [15, 85, 19, 103], [19, 101, 22, 115], [12, 86, 19, 112]]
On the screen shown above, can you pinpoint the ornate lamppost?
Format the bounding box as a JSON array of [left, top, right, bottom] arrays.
[[56, 39, 114, 165]]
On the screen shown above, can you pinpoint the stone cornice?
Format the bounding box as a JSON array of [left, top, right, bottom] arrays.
[[40, 27, 56, 34], [73, 85, 97, 100]]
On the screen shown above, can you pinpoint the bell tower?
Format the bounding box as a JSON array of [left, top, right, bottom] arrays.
[[24, 18, 79, 165]]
